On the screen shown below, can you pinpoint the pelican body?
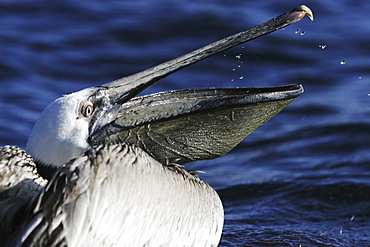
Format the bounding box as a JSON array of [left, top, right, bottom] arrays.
[[2, 144, 222, 246], [0, 5, 313, 247]]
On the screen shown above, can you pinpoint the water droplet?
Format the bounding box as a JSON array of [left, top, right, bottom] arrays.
[[350, 215, 355, 222], [340, 60, 346, 65], [368, 92, 370, 96], [300, 31, 305, 36], [318, 44, 327, 50], [232, 68, 236, 71], [235, 54, 242, 59], [295, 28, 300, 34], [237, 65, 241, 68], [359, 76, 362, 79], [239, 76, 244, 80], [231, 79, 235, 82], [223, 54, 227, 57]]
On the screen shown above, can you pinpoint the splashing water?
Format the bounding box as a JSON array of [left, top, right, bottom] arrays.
[[235, 54, 242, 59]]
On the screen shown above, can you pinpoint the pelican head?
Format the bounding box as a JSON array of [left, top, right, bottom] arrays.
[[26, 87, 119, 168], [26, 5, 312, 179]]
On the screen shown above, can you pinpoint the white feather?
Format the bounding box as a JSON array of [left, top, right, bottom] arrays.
[[26, 88, 96, 167]]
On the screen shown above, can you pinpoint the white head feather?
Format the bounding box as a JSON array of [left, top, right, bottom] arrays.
[[26, 88, 98, 167]]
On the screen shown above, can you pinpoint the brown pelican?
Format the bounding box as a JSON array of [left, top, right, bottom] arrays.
[[0, 5, 313, 246]]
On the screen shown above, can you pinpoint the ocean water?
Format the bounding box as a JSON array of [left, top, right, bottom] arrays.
[[1, 0, 370, 246]]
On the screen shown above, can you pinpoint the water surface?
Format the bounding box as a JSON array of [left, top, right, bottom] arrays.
[[1, 0, 370, 246]]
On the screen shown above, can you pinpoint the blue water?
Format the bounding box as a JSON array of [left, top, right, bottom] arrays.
[[1, 0, 370, 246]]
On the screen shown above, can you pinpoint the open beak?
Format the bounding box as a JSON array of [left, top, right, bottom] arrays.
[[89, 5, 312, 164], [100, 5, 312, 105]]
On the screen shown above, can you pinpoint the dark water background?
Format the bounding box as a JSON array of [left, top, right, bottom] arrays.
[[1, 0, 370, 246]]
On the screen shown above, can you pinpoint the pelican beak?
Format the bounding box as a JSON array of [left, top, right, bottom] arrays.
[[100, 5, 313, 105], [89, 5, 312, 164], [293, 5, 314, 21], [90, 84, 303, 165]]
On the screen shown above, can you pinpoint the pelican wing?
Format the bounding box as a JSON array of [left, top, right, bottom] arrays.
[[0, 146, 46, 245], [13, 144, 223, 246]]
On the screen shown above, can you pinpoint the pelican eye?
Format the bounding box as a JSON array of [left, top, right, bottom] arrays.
[[80, 101, 94, 118]]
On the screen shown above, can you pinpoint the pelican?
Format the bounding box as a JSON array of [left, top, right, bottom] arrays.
[[0, 5, 313, 246]]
